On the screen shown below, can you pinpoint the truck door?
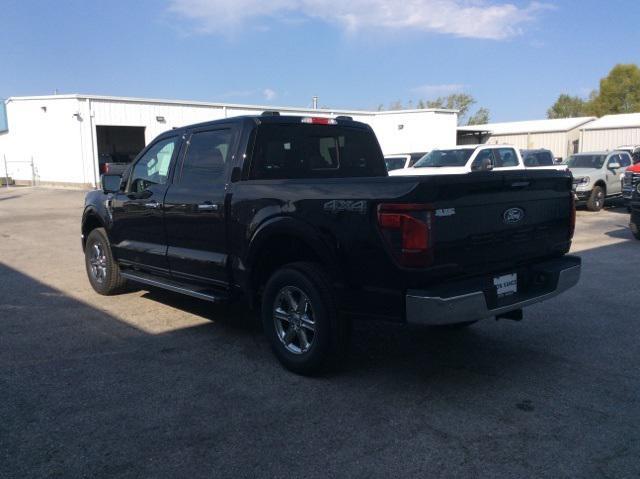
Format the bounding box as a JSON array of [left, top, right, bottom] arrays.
[[163, 125, 237, 287], [109, 135, 180, 273], [606, 154, 624, 195]]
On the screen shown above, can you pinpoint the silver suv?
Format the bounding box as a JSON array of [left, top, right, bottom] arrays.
[[567, 151, 632, 211]]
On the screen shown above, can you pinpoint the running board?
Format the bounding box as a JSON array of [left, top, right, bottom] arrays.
[[121, 271, 229, 303]]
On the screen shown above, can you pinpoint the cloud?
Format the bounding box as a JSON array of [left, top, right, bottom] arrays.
[[263, 88, 277, 101], [167, 0, 552, 40], [411, 83, 466, 97]]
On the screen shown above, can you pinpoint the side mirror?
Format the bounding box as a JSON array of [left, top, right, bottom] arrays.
[[608, 161, 621, 170], [101, 174, 123, 194]]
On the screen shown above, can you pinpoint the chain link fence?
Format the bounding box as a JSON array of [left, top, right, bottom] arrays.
[[2, 155, 38, 187]]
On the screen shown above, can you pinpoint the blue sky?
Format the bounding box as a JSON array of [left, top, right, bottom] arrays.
[[1, 0, 638, 122]]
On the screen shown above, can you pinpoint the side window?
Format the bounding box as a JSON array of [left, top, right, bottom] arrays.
[[493, 148, 518, 168], [619, 153, 632, 167], [471, 149, 494, 171], [129, 137, 177, 193], [179, 129, 232, 186]]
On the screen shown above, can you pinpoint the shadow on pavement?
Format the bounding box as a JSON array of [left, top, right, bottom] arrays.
[[2, 228, 640, 478]]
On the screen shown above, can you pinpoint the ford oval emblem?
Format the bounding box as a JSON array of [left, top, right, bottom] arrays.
[[503, 207, 525, 224]]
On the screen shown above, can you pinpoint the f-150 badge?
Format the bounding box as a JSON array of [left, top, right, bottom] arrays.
[[323, 200, 367, 214]]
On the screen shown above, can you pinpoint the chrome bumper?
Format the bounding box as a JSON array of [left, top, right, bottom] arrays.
[[406, 256, 581, 326]]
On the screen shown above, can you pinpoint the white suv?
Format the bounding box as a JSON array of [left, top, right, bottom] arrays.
[[389, 144, 524, 176]]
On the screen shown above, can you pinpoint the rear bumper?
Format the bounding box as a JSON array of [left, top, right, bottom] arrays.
[[406, 256, 581, 326]]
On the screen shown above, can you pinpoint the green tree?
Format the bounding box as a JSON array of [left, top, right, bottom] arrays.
[[589, 64, 640, 116], [467, 107, 490, 125], [426, 93, 476, 123], [547, 94, 588, 119]]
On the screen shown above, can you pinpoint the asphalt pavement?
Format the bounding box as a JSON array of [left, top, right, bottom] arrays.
[[1, 187, 638, 478]]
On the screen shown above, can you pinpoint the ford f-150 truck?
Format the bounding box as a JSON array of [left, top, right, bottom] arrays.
[[82, 114, 581, 374]]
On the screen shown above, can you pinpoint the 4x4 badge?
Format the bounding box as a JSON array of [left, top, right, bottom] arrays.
[[503, 207, 524, 224]]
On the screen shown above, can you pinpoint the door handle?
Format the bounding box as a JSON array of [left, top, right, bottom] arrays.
[[144, 200, 161, 209], [197, 202, 219, 211]]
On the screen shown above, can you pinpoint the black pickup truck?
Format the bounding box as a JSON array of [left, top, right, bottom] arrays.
[[82, 113, 581, 374]]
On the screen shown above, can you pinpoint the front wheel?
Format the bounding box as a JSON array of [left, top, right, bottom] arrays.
[[261, 262, 350, 375], [84, 227, 127, 295], [586, 186, 605, 211]]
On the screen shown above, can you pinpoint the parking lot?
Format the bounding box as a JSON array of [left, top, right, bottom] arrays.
[[1, 187, 639, 478]]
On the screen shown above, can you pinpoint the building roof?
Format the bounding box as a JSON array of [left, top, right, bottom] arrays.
[[581, 113, 640, 130], [5, 94, 457, 117], [457, 117, 596, 135]]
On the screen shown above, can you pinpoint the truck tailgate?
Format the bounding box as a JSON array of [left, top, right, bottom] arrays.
[[403, 170, 574, 277]]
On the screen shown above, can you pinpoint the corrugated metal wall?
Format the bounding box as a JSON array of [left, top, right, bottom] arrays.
[[484, 131, 575, 160], [580, 128, 640, 152]]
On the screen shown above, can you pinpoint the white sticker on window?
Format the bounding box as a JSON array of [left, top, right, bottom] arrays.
[[284, 142, 291, 150]]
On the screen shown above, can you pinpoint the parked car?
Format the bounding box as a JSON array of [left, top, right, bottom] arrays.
[[82, 114, 580, 374], [623, 162, 640, 211], [566, 150, 632, 211], [99, 153, 133, 176], [384, 152, 427, 171], [389, 144, 523, 176], [520, 149, 567, 171], [630, 165, 640, 240]]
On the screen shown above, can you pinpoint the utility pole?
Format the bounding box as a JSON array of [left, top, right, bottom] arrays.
[[312, 96, 319, 110]]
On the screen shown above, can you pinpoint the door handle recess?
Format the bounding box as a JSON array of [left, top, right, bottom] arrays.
[[197, 203, 219, 211], [144, 201, 160, 209]]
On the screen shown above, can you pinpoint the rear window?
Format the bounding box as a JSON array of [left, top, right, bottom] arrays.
[[250, 124, 386, 179], [522, 150, 554, 167]]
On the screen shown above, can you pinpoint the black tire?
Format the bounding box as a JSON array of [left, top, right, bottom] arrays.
[[84, 227, 127, 295], [586, 186, 605, 211], [261, 262, 350, 375]]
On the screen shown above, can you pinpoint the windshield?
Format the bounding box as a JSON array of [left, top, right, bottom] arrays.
[[566, 154, 606, 169], [413, 149, 474, 168], [384, 157, 407, 171]]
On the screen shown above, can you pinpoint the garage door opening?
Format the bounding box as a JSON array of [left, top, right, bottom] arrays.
[[96, 126, 146, 174]]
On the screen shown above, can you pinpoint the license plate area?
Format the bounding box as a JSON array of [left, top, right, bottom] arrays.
[[494, 273, 518, 298]]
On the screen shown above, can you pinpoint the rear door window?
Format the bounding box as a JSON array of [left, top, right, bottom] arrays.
[[492, 148, 519, 168], [250, 124, 386, 179], [178, 129, 233, 186], [471, 149, 494, 171]]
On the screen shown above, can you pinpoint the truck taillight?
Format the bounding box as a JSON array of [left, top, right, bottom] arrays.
[[377, 204, 433, 268], [569, 195, 576, 239], [301, 117, 337, 125]]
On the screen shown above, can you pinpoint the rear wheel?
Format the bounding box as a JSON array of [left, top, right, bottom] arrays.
[[84, 228, 127, 295], [586, 186, 605, 211], [261, 262, 350, 375]]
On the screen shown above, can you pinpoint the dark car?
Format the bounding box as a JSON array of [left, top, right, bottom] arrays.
[[82, 113, 581, 374], [520, 149, 557, 168]]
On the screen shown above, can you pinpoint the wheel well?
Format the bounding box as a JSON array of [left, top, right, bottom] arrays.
[[250, 235, 323, 308], [594, 180, 606, 192], [82, 214, 103, 250]]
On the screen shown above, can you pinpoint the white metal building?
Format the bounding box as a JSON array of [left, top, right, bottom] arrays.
[[579, 113, 640, 152], [457, 117, 596, 160], [0, 94, 457, 188]]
